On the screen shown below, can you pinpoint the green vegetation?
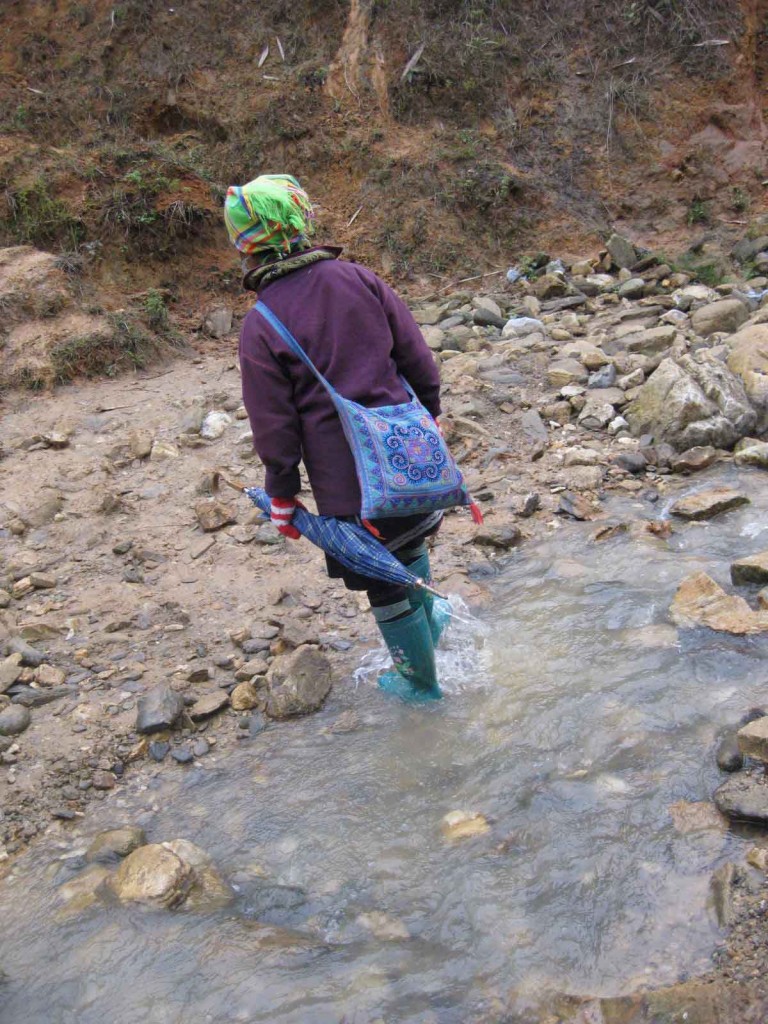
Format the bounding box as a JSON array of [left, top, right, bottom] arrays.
[[2, 178, 85, 248], [686, 198, 710, 226]]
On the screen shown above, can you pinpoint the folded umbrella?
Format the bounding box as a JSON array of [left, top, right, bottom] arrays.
[[213, 474, 447, 598]]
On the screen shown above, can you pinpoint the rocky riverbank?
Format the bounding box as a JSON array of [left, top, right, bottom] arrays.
[[2, 233, 768, 1018]]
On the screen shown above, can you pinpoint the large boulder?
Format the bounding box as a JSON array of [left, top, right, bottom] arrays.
[[626, 354, 756, 450], [727, 324, 768, 434], [669, 572, 768, 635], [690, 299, 749, 337], [263, 644, 332, 719]]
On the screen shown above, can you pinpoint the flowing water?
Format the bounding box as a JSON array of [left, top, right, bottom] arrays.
[[1, 469, 767, 1024]]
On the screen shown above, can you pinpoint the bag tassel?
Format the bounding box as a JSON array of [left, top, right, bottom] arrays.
[[362, 518, 384, 539], [470, 501, 484, 525]]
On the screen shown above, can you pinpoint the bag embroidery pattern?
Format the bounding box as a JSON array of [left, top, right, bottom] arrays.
[[254, 300, 473, 519]]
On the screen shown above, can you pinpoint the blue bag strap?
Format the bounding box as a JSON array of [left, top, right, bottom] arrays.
[[254, 298, 420, 408], [254, 300, 340, 398]]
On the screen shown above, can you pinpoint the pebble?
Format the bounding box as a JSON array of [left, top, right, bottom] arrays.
[[149, 740, 170, 762], [192, 738, 210, 757], [136, 684, 185, 734], [171, 747, 194, 765]]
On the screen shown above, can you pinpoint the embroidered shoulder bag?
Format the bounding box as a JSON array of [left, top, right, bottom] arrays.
[[254, 300, 481, 522]]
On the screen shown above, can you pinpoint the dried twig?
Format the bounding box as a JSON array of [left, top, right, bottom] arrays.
[[347, 205, 363, 227], [275, 36, 285, 61], [692, 38, 731, 47], [401, 42, 425, 81], [439, 269, 505, 292], [258, 44, 269, 67]]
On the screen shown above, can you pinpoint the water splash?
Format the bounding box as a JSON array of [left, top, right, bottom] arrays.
[[353, 595, 492, 695]]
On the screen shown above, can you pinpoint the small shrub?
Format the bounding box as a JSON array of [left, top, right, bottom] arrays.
[[143, 289, 169, 330], [2, 179, 85, 248], [686, 198, 710, 226]]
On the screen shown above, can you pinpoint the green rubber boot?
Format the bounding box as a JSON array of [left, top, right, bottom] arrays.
[[375, 605, 442, 702], [406, 548, 452, 645]]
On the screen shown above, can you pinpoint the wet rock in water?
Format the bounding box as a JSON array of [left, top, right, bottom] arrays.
[[357, 911, 410, 941], [737, 716, 768, 764], [714, 773, 768, 824], [671, 487, 750, 521], [441, 810, 490, 840], [86, 826, 146, 864], [669, 572, 768, 635], [691, 299, 749, 337], [668, 800, 727, 834], [171, 746, 194, 765], [195, 499, 237, 532], [671, 446, 717, 474], [263, 645, 332, 719], [709, 861, 741, 927], [109, 843, 195, 908], [472, 525, 522, 550], [56, 865, 111, 915], [716, 735, 744, 773], [731, 551, 768, 586], [189, 690, 229, 720], [0, 705, 30, 736], [248, 711, 268, 737], [135, 684, 185, 734], [163, 839, 232, 910]]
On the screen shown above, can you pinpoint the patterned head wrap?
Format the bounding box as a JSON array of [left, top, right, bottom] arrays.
[[224, 174, 314, 262]]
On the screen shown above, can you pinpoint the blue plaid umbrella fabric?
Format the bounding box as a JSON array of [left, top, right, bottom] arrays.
[[244, 486, 445, 598]]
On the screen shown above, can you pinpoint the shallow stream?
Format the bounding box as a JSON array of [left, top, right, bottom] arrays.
[[1, 468, 767, 1024]]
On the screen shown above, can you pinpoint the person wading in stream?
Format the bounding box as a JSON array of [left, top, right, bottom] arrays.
[[225, 174, 476, 701]]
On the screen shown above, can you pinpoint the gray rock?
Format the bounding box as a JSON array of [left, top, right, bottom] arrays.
[[6, 637, 45, 667], [86, 826, 146, 864], [472, 526, 522, 549], [204, 308, 233, 338], [263, 645, 332, 719], [670, 446, 718, 473], [625, 325, 678, 356], [727, 325, 768, 433], [473, 308, 505, 329], [715, 735, 743, 773], [0, 657, 22, 694], [135, 685, 185, 735], [671, 488, 750, 521], [520, 409, 548, 442], [733, 235, 768, 263], [588, 364, 617, 389], [737, 715, 768, 763], [731, 551, 768, 585], [626, 355, 756, 450], [578, 398, 615, 430], [0, 705, 31, 736], [606, 233, 637, 269], [502, 316, 544, 338], [734, 440, 768, 468], [149, 740, 170, 762], [171, 747, 194, 764], [713, 773, 768, 824], [709, 861, 741, 928], [618, 277, 645, 299], [613, 451, 647, 475], [691, 299, 749, 337]]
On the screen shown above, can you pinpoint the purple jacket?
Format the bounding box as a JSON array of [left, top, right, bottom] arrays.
[[239, 258, 442, 516]]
